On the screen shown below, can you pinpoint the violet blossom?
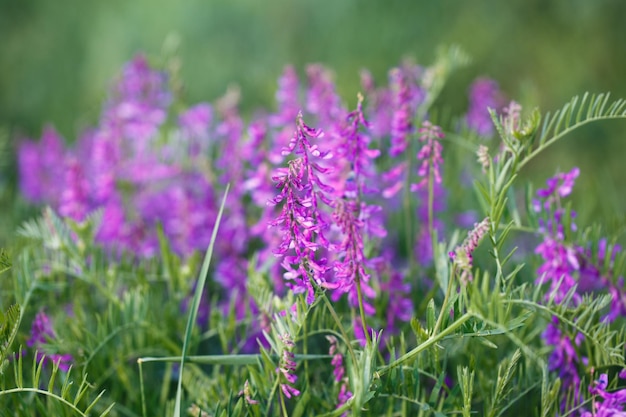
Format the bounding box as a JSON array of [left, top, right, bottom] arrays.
[[305, 64, 345, 126], [276, 333, 300, 399], [359, 69, 393, 141], [269, 113, 334, 304], [411, 121, 446, 264], [327, 335, 352, 413], [582, 372, 626, 417], [388, 68, 414, 157], [271, 65, 301, 128], [411, 121, 444, 191], [18, 126, 66, 205], [328, 96, 384, 314], [533, 167, 581, 304], [375, 253, 413, 335], [449, 217, 490, 284], [58, 156, 90, 222], [466, 77, 504, 136], [543, 317, 585, 409], [27, 311, 73, 372]]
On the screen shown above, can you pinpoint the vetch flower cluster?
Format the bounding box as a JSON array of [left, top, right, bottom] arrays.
[[465, 77, 504, 137], [329, 96, 384, 319], [327, 335, 352, 414], [276, 333, 300, 399], [582, 371, 626, 417], [389, 68, 415, 157], [27, 311, 73, 372], [269, 113, 334, 304], [534, 167, 581, 303], [542, 317, 585, 408], [534, 168, 626, 411], [450, 217, 490, 284], [412, 121, 446, 264], [18, 54, 218, 258]]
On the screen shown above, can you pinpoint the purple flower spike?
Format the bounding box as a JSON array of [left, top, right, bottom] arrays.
[[389, 68, 414, 157], [534, 168, 583, 304], [271, 66, 301, 127], [330, 198, 376, 315], [18, 126, 66, 205], [178, 103, 212, 156], [328, 96, 384, 313], [269, 113, 335, 303], [276, 333, 300, 399], [375, 254, 413, 335], [327, 335, 352, 414], [58, 157, 90, 222], [306, 64, 344, 125], [543, 317, 584, 410], [411, 121, 445, 191], [450, 217, 490, 284], [466, 78, 504, 136]]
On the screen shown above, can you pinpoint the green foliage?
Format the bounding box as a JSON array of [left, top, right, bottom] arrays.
[[174, 184, 229, 417], [0, 304, 19, 375], [0, 249, 11, 276], [0, 352, 113, 417]]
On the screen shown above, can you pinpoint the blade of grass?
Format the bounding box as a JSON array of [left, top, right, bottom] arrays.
[[173, 184, 230, 417], [140, 353, 330, 366]]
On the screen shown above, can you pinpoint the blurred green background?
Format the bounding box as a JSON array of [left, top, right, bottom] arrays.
[[1, 0, 626, 242]]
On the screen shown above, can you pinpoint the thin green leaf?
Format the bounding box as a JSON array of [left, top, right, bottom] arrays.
[[173, 184, 230, 417]]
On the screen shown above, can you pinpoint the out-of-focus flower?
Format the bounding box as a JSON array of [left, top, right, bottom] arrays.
[[58, 157, 89, 222], [411, 121, 444, 191], [18, 126, 66, 205], [238, 380, 259, 405], [543, 317, 583, 407], [389, 68, 414, 157], [466, 78, 504, 136], [477, 144, 491, 173], [27, 312, 73, 372]]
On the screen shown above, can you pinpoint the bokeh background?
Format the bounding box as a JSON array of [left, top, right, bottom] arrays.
[[1, 0, 626, 243]]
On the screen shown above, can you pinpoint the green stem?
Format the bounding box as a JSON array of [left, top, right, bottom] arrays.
[[320, 293, 358, 367], [355, 275, 372, 345], [428, 159, 436, 259], [432, 264, 456, 337], [266, 376, 281, 417], [138, 360, 148, 417], [279, 388, 289, 417], [381, 312, 472, 374], [518, 113, 626, 171], [302, 318, 310, 386]]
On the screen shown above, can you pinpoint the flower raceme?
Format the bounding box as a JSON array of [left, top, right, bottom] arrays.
[[327, 335, 352, 413], [465, 77, 504, 137], [412, 121, 446, 265], [450, 217, 490, 284], [269, 113, 334, 304], [276, 333, 300, 399]]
